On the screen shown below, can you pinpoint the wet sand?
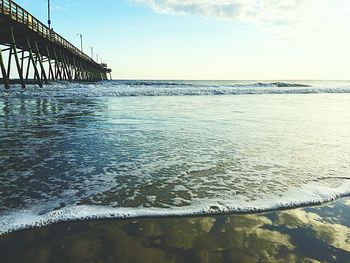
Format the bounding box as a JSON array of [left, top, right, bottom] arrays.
[[0, 198, 349, 263]]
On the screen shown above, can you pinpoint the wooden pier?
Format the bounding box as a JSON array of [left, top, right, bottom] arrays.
[[0, 0, 112, 89]]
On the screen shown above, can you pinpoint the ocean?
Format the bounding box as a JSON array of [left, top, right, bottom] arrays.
[[1, 80, 350, 235]]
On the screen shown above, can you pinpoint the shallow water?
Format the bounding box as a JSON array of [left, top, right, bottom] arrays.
[[0, 80, 350, 234], [0, 198, 349, 262]]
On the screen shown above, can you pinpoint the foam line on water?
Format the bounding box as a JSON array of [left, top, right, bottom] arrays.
[[1, 180, 349, 236], [1, 81, 350, 98]]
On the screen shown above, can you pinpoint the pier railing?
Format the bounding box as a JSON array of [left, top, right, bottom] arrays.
[[0, 0, 93, 63]]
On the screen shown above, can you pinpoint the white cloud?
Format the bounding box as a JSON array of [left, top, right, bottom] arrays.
[[133, 0, 350, 44]]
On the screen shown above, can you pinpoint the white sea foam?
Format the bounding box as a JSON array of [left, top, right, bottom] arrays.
[[1, 80, 350, 98], [1, 181, 349, 236]]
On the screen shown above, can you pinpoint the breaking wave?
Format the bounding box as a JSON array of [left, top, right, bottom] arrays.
[[1, 80, 350, 98], [1, 180, 349, 236]]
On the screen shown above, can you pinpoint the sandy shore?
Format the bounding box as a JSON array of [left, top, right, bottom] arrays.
[[0, 198, 349, 263]]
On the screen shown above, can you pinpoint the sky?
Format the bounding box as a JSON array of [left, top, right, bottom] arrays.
[[15, 0, 350, 80]]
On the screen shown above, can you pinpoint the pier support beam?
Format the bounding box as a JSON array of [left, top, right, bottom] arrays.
[[53, 48, 63, 80], [46, 45, 55, 81], [10, 28, 25, 89], [0, 46, 10, 89], [34, 41, 48, 84], [7, 46, 12, 78], [26, 38, 43, 88]]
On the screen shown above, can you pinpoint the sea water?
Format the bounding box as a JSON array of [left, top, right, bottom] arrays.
[[0, 80, 350, 234]]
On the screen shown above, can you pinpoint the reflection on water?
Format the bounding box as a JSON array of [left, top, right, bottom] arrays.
[[1, 198, 349, 262], [0, 97, 109, 212]]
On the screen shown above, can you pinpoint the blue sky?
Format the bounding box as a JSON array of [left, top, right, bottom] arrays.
[[16, 0, 350, 80]]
